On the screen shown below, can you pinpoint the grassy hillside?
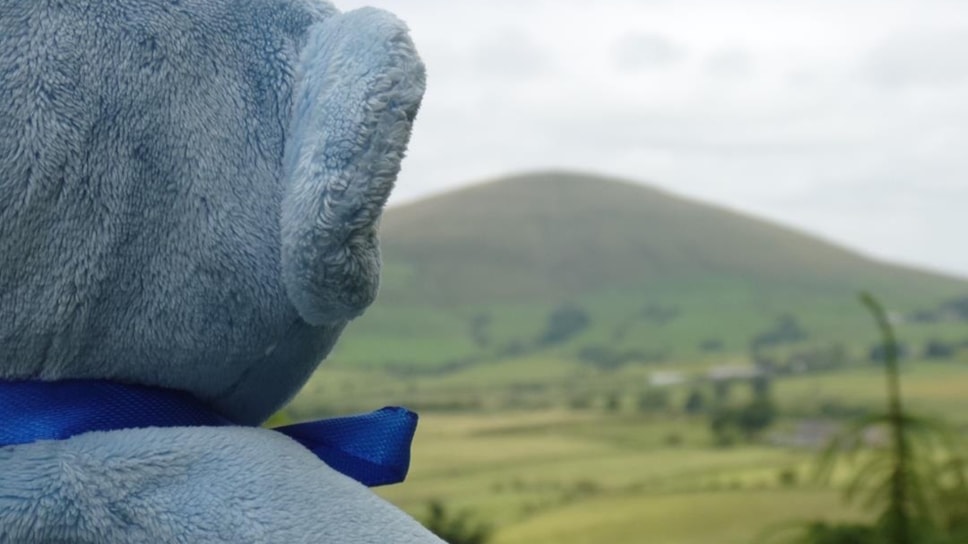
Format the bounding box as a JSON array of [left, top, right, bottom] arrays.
[[286, 171, 968, 543], [379, 171, 959, 305], [329, 171, 967, 369], [288, 357, 968, 544]]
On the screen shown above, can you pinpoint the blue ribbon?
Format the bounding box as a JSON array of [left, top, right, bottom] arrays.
[[0, 380, 417, 487]]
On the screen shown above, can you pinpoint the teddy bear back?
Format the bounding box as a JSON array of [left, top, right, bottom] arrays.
[[0, 0, 424, 424]]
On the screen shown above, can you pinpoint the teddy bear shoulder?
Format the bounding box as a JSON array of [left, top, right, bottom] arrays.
[[0, 426, 443, 543]]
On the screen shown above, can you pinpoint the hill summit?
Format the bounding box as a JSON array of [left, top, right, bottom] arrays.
[[330, 171, 966, 368], [378, 171, 958, 306]]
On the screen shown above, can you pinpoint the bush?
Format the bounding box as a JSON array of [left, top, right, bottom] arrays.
[[801, 522, 877, 544], [924, 339, 956, 360], [421, 501, 493, 544], [709, 398, 777, 444], [538, 303, 590, 346], [683, 389, 706, 414], [777, 468, 798, 488], [603, 393, 622, 413], [636, 389, 670, 413], [751, 314, 808, 351]]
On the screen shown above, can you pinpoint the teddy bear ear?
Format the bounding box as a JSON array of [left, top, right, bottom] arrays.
[[281, 8, 425, 326]]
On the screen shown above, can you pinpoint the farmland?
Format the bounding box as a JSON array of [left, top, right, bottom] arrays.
[[287, 357, 968, 543], [283, 172, 968, 542]]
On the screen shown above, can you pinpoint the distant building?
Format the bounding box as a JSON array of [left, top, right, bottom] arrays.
[[770, 420, 841, 449], [706, 365, 763, 382], [649, 371, 686, 387], [770, 419, 888, 449]]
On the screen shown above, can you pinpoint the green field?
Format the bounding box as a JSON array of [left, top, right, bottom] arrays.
[[383, 412, 853, 544], [283, 171, 968, 542], [329, 172, 968, 369], [285, 355, 968, 543]]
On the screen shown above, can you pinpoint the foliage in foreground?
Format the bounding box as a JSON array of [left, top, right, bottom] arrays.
[[761, 293, 968, 544], [421, 500, 493, 544]]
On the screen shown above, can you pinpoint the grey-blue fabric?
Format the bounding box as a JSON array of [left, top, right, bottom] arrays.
[[0, 0, 437, 541], [1, 426, 443, 543], [0, 0, 423, 424]]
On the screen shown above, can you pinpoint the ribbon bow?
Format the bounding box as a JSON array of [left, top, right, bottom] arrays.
[[0, 380, 417, 487]]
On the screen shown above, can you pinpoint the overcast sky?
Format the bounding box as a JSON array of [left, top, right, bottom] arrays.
[[340, 0, 968, 279]]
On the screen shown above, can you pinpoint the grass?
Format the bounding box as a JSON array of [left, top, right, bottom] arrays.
[[292, 350, 968, 417], [372, 410, 864, 543], [333, 284, 966, 368], [287, 170, 968, 540], [325, 171, 968, 368], [776, 359, 968, 423], [286, 349, 968, 543], [493, 490, 864, 544], [34, 157, 949, 541]]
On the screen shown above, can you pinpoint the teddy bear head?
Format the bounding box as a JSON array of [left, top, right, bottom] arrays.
[[0, 1, 424, 425]]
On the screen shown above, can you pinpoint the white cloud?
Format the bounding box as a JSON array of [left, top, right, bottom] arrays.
[[334, 0, 968, 278], [471, 29, 553, 79], [704, 48, 754, 79], [863, 29, 968, 89], [613, 33, 686, 72]]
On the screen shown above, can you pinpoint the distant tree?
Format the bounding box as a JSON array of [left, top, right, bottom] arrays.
[[568, 394, 593, 411], [822, 343, 848, 371], [498, 339, 528, 358], [869, 341, 909, 364], [700, 338, 724, 352], [640, 303, 679, 325], [757, 522, 878, 544], [683, 389, 706, 414], [751, 375, 773, 400], [468, 313, 492, 348], [751, 313, 808, 351], [777, 468, 798, 488], [538, 303, 591, 346], [712, 379, 732, 405], [924, 339, 955, 360], [708, 395, 777, 444], [577, 345, 624, 371], [421, 501, 492, 544], [785, 345, 847, 374], [709, 407, 738, 446], [664, 432, 684, 447], [603, 393, 622, 413], [940, 295, 968, 320], [908, 310, 939, 324], [636, 388, 669, 413], [751, 353, 780, 372], [735, 398, 777, 439], [578, 345, 665, 370], [775, 314, 808, 341]]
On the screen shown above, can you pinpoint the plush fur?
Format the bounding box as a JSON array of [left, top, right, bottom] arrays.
[[0, 426, 440, 543], [0, 0, 437, 541], [0, 0, 423, 424]]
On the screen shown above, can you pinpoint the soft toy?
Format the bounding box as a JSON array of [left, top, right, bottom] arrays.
[[0, 1, 442, 542]]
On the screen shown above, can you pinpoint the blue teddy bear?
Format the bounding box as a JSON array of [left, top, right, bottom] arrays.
[[0, 1, 443, 542]]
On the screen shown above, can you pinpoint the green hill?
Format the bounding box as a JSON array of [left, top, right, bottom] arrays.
[[329, 171, 968, 369], [292, 171, 968, 544]]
